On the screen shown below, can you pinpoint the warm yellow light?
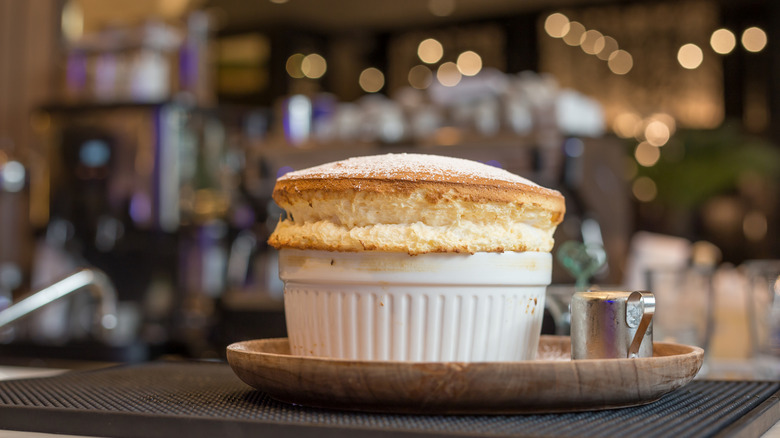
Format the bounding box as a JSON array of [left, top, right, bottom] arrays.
[[61, 0, 84, 42], [301, 53, 327, 79], [596, 36, 618, 60], [649, 113, 677, 136], [563, 21, 586, 46], [358, 67, 385, 93], [711, 28, 736, 55], [678, 44, 703, 69], [613, 112, 641, 138], [633, 177, 657, 202], [437, 62, 461, 87], [456, 51, 482, 76], [743, 211, 768, 241], [408, 65, 433, 89], [742, 27, 767, 53], [580, 30, 604, 55], [635, 142, 661, 167], [286, 53, 305, 78], [644, 121, 671, 147], [418, 38, 444, 64], [544, 13, 570, 38], [608, 50, 633, 75]]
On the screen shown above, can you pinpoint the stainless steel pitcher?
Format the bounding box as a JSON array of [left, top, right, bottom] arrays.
[[570, 290, 655, 359]]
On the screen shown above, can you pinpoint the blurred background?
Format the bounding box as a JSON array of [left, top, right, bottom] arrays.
[[0, 0, 778, 374]]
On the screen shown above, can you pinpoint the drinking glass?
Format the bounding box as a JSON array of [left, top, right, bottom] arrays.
[[742, 260, 780, 378], [645, 266, 714, 351]]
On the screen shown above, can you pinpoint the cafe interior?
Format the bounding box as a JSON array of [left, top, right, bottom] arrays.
[[1, 0, 780, 435]]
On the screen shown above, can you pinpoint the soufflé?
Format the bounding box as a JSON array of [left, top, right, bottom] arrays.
[[268, 153, 564, 362]]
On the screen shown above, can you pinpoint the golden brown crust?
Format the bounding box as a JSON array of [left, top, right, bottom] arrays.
[[273, 178, 565, 219], [268, 154, 565, 254]]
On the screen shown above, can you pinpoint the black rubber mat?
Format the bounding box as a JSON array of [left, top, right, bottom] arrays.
[[0, 361, 779, 438]]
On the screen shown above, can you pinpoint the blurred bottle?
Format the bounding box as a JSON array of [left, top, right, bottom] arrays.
[[179, 11, 214, 106], [0, 151, 33, 305]]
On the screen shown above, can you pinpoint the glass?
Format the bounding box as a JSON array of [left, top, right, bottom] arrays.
[[645, 266, 714, 351], [743, 260, 780, 378]]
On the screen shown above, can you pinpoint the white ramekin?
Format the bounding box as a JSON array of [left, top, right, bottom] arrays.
[[279, 249, 551, 362]]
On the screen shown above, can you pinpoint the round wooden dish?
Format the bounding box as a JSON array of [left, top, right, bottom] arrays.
[[226, 335, 703, 414]]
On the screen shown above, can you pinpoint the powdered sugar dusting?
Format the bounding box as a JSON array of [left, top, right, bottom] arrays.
[[279, 153, 540, 187]]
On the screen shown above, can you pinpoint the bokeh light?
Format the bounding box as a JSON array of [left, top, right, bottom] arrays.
[[61, 0, 84, 42], [408, 65, 433, 89], [742, 27, 767, 53], [456, 51, 482, 76], [580, 29, 604, 55], [607, 50, 633, 75], [678, 44, 703, 69], [301, 53, 327, 79], [632, 177, 657, 202], [613, 112, 641, 138], [649, 113, 677, 136], [644, 120, 671, 146], [635, 142, 661, 167], [359, 67, 385, 93], [544, 13, 570, 38], [596, 36, 619, 60], [418, 38, 444, 64], [710, 28, 736, 55], [437, 62, 462, 87], [285, 53, 305, 78], [1, 161, 26, 193], [562, 21, 586, 46]]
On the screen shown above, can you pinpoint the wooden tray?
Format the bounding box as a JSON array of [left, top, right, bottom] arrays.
[[226, 335, 703, 414]]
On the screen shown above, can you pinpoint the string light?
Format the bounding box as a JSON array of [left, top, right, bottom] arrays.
[[286, 53, 305, 78], [437, 62, 461, 87], [408, 65, 433, 89], [613, 112, 642, 138], [742, 27, 767, 53], [711, 29, 736, 55], [607, 50, 633, 75], [301, 54, 327, 79], [635, 142, 660, 167], [359, 68, 385, 93], [644, 120, 671, 146], [456, 51, 482, 76], [562, 21, 586, 46], [580, 29, 604, 55], [544, 12, 630, 74], [596, 36, 619, 60], [544, 13, 570, 38], [678, 44, 703, 69], [418, 38, 444, 64]]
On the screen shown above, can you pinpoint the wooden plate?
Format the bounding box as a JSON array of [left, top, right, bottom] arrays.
[[226, 336, 703, 414]]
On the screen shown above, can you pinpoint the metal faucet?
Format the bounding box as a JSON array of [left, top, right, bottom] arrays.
[[0, 268, 118, 341]]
